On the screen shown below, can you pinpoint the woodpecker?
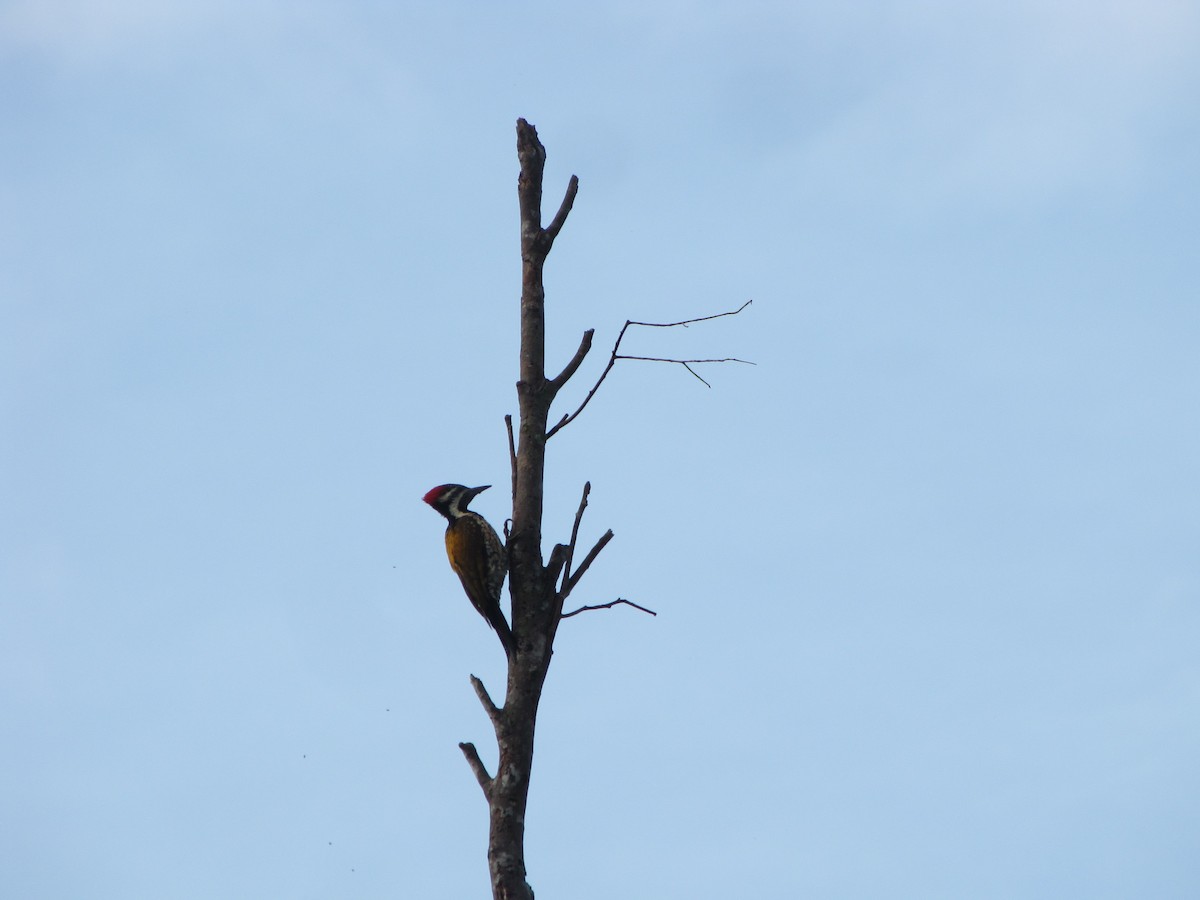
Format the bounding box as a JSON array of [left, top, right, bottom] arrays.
[[422, 483, 513, 656]]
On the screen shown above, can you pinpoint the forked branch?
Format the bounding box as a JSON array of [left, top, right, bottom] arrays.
[[549, 481, 614, 610], [559, 529, 614, 605], [614, 355, 753, 388], [546, 299, 753, 438]]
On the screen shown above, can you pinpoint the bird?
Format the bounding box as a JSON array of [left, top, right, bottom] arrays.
[[422, 483, 514, 656]]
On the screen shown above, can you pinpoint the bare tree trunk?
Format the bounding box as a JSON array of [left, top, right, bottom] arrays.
[[458, 118, 578, 900], [456, 118, 745, 899]]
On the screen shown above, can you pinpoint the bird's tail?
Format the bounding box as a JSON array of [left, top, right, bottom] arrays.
[[491, 613, 516, 658]]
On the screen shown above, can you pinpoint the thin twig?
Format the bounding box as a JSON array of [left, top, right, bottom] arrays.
[[545, 336, 623, 439], [614, 355, 754, 365], [614, 355, 756, 388], [626, 299, 752, 330], [505, 414, 517, 504], [562, 597, 658, 619], [458, 742, 492, 798], [546, 300, 752, 439], [562, 482, 591, 588]]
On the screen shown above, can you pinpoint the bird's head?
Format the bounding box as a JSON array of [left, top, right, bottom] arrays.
[[422, 483, 490, 520]]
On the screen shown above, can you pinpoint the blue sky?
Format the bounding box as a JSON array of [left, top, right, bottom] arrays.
[[3, 2, 1199, 897]]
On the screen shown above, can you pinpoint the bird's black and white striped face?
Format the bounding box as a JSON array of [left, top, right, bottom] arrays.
[[422, 483, 490, 520]]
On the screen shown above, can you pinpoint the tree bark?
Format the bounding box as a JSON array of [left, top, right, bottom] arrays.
[[472, 118, 578, 900]]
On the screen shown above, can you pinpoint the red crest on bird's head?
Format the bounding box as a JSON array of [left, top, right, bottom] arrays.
[[423, 484, 490, 517], [422, 484, 453, 506]]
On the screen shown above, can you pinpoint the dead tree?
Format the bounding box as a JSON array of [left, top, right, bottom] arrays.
[[454, 119, 749, 900]]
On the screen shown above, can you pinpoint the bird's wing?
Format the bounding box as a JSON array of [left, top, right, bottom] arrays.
[[445, 517, 494, 616]]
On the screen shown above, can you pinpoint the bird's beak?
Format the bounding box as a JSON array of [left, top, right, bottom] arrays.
[[469, 484, 492, 498]]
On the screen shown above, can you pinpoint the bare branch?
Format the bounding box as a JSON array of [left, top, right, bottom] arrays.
[[544, 174, 579, 246], [458, 742, 492, 798], [613, 355, 756, 388], [559, 528, 614, 604], [469, 674, 501, 730], [545, 344, 621, 439], [684, 363, 709, 387], [614, 355, 755, 366], [549, 329, 594, 392], [562, 597, 658, 619], [562, 481, 591, 589], [505, 414, 517, 503], [546, 300, 752, 439], [627, 298, 752, 330]]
